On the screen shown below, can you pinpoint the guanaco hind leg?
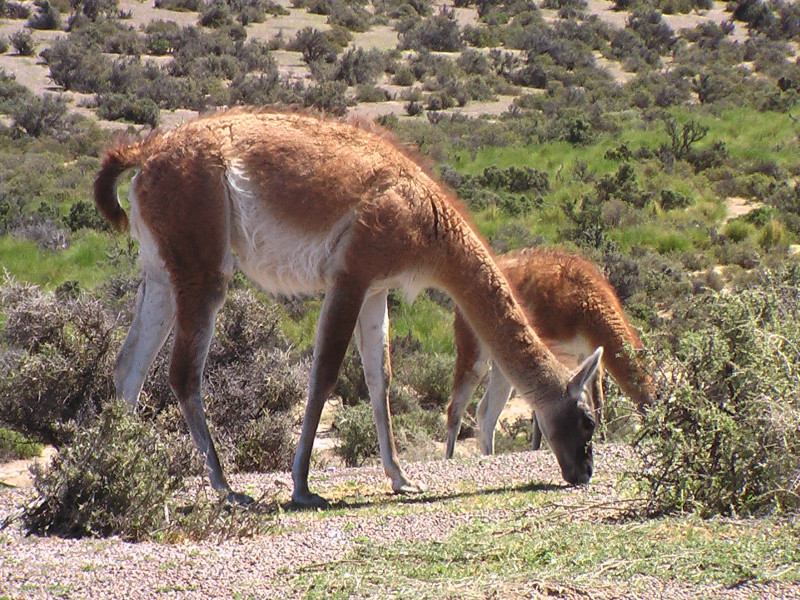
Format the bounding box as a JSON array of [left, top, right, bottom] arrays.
[[354, 289, 424, 494], [168, 276, 255, 503], [113, 275, 176, 407]]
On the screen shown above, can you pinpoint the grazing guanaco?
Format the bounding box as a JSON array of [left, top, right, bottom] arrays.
[[94, 108, 602, 507], [445, 247, 654, 459]]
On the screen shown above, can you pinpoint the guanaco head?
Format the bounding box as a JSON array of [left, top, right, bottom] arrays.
[[534, 347, 603, 485]]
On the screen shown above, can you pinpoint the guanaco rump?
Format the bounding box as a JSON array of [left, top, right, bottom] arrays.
[[94, 108, 602, 507], [445, 247, 655, 459]]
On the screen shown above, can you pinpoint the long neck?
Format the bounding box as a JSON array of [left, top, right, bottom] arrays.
[[431, 211, 568, 400]]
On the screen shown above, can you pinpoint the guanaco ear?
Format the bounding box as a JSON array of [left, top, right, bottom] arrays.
[[567, 347, 603, 400]]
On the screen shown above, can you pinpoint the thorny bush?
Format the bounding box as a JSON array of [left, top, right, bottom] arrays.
[[633, 267, 800, 516]]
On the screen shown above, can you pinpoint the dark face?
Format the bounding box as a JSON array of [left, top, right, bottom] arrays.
[[537, 395, 597, 485]]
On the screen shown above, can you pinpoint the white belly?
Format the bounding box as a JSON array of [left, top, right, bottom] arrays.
[[227, 174, 354, 295]]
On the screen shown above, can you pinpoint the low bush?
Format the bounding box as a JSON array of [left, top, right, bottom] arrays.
[[27, 0, 61, 29], [633, 269, 800, 516], [0, 279, 305, 476], [9, 29, 36, 56], [96, 93, 160, 127], [18, 401, 270, 541], [10, 93, 70, 139], [333, 399, 442, 467], [0, 279, 116, 447], [400, 6, 464, 52]]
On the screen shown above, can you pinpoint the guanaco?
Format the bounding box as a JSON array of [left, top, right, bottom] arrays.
[[445, 247, 654, 459], [94, 109, 602, 506]]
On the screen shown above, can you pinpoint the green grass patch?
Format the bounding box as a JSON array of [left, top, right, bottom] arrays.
[[389, 293, 454, 355], [0, 427, 43, 462], [0, 232, 121, 290], [290, 513, 800, 598]]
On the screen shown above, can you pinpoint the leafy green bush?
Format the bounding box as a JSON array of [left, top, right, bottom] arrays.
[[633, 269, 800, 516], [96, 93, 160, 127], [64, 200, 110, 233]]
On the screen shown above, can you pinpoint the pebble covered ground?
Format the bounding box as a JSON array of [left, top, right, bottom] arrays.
[[1, 445, 798, 599]]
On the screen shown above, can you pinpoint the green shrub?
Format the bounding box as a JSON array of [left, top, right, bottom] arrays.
[[154, 0, 202, 10], [758, 217, 787, 250], [723, 218, 755, 243], [1, 0, 31, 18], [394, 352, 453, 410], [334, 46, 384, 85], [10, 29, 36, 56], [10, 93, 70, 138], [334, 402, 379, 466], [27, 0, 61, 29], [400, 6, 464, 52], [64, 200, 110, 232], [200, 0, 233, 27], [333, 399, 442, 467], [355, 83, 390, 102], [96, 93, 160, 127], [42, 36, 112, 92], [288, 26, 340, 64], [302, 80, 348, 115], [633, 271, 800, 516], [328, 0, 371, 31]]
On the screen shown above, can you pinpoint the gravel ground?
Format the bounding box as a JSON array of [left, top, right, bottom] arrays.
[[1, 445, 798, 600]]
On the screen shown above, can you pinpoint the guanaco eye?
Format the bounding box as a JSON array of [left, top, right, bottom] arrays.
[[583, 414, 596, 432]]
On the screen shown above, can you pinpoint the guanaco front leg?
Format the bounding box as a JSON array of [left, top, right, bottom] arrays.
[[292, 276, 369, 507], [355, 289, 425, 494], [475, 363, 514, 455], [445, 354, 489, 459]]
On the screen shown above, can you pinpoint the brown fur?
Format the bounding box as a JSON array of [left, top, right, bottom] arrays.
[[447, 247, 654, 458], [497, 247, 653, 406]]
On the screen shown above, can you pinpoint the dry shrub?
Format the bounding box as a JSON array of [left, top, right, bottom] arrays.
[[17, 401, 271, 541], [138, 287, 308, 473], [0, 276, 116, 447], [0, 277, 306, 474]]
